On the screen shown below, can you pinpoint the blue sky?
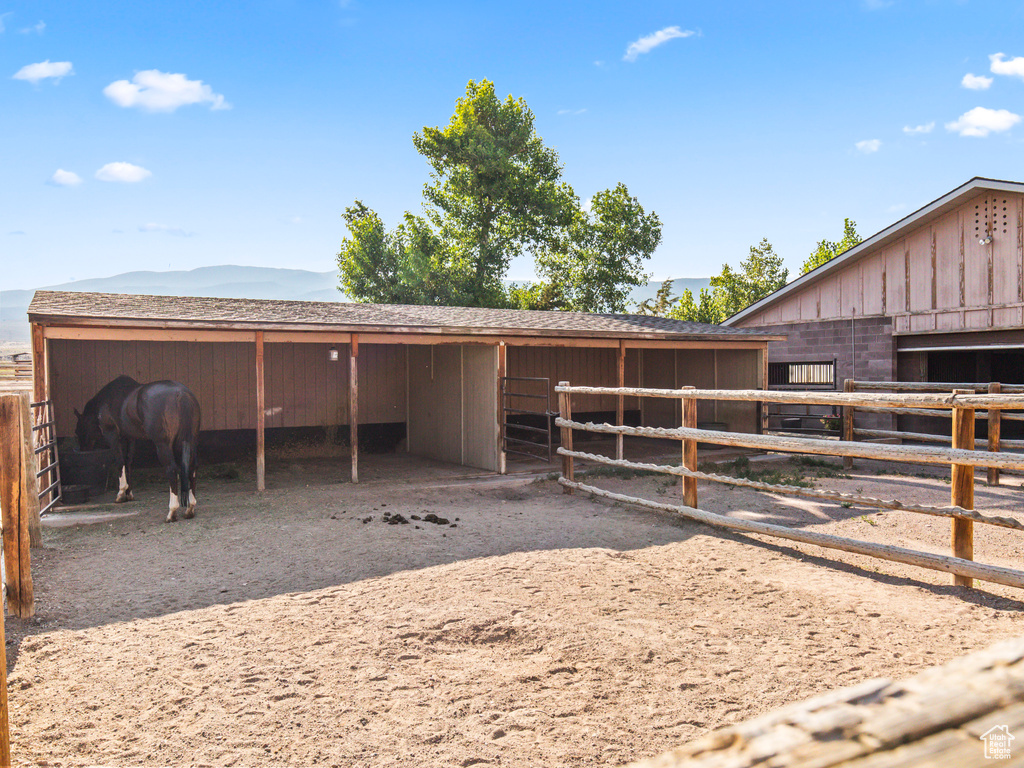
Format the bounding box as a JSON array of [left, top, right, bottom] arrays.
[[4, 1, 1024, 292]]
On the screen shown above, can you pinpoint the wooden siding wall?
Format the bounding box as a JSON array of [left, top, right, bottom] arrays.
[[739, 193, 1024, 333], [406, 344, 499, 471], [640, 349, 760, 431], [50, 339, 406, 437], [506, 347, 640, 414]]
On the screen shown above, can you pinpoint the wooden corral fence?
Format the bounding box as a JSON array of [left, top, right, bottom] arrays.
[[0, 355, 32, 382], [842, 379, 1024, 486], [554, 382, 1024, 591], [0, 393, 39, 617]]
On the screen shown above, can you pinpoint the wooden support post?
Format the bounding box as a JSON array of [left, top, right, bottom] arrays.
[[988, 382, 1002, 487], [682, 386, 698, 508], [18, 397, 41, 548], [951, 389, 975, 588], [616, 340, 625, 461], [843, 378, 855, 469], [0, 394, 34, 618], [497, 342, 507, 475], [558, 381, 574, 494], [31, 323, 46, 405], [350, 334, 359, 484], [255, 331, 265, 492]]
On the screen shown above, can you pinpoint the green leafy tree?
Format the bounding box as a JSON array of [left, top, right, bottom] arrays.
[[801, 218, 861, 275], [668, 288, 724, 324], [338, 80, 660, 310], [711, 238, 788, 319], [535, 183, 661, 313], [412, 79, 576, 307]]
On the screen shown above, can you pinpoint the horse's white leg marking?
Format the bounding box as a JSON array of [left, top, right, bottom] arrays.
[[116, 466, 132, 502], [184, 489, 197, 518], [166, 490, 180, 523]]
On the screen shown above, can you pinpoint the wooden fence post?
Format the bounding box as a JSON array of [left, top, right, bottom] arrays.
[[255, 331, 266, 492], [350, 334, 359, 485], [843, 379, 855, 469], [19, 397, 41, 548], [0, 393, 34, 618], [952, 389, 975, 588], [558, 382, 574, 494], [616, 340, 625, 461], [682, 386, 698, 508], [988, 382, 1001, 487]]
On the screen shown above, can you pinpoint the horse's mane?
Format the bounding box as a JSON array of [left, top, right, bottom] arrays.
[[82, 375, 141, 416]]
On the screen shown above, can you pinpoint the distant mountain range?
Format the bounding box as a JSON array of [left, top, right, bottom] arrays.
[[0, 266, 711, 345]]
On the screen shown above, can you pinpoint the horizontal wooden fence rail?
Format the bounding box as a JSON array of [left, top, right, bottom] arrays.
[[554, 417, 1024, 470], [558, 478, 1024, 591], [554, 381, 1024, 591], [557, 385, 1024, 411], [844, 380, 1024, 486]]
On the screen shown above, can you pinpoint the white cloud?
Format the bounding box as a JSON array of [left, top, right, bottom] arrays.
[[50, 169, 82, 186], [962, 73, 993, 90], [946, 107, 1022, 137], [19, 20, 45, 34], [990, 53, 1024, 80], [557, 108, 587, 115], [855, 139, 881, 154], [95, 162, 152, 183], [0, 12, 11, 33], [903, 122, 934, 135], [139, 223, 194, 237], [623, 26, 695, 62], [12, 60, 73, 84], [103, 70, 230, 112]]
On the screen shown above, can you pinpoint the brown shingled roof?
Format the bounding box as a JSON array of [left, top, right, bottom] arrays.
[[28, 290, 783, 341]]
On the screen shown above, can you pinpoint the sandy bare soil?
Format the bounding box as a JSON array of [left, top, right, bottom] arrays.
[[7, 450, 1024, 767]]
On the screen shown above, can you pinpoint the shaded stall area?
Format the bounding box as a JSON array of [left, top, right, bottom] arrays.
[[28, 291, 781, 493]]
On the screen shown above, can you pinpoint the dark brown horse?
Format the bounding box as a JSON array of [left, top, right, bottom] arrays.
[[75, 375, 202, 523]]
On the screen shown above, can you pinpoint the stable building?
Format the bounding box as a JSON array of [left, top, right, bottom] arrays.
[[28, 291, 782, 488], [723, 177, 1024, 434]]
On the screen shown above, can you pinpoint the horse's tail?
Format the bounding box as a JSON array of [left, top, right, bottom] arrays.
[[178, 392, 200, 508], [179, 440, 193, 505]]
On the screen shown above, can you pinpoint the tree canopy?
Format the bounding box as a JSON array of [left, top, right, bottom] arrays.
[[801, 218, 862, 275], [338, 79, 661, 311], [637, 238, 788, 324]]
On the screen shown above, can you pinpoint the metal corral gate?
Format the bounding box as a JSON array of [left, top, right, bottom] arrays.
[[501, 376, 554, 463]]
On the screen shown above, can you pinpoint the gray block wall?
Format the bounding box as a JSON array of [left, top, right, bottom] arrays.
[[754, 316, 896, 431]]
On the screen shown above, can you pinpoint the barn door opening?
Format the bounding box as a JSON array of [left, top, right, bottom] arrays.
[[501, 376, 553, 463]]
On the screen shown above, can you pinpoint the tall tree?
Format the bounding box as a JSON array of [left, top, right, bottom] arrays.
[[711, 237, 788, 319], [338, 80, 660, 311], [535, 183, 661, 313], [801, 218, 861, 275], [412, 79, 576, 307], [637, 239, 788, 324]]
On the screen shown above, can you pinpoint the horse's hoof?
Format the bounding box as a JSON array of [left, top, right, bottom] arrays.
[[165, 510, 178, 523], [183, 506, 196, 519], [115, 492, 134, 503]]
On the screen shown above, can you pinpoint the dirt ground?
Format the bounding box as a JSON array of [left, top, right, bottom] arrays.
[[8, 447, 1024, 767]]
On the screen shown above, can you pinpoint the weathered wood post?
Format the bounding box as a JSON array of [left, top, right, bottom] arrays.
[[843, 379, 855, 470], [0, 393, 34, 618], [18, 397, 41, 548], [682, 386, 698, 508], [350, 334, 359, 484], [558, 381, 574, 494], [255, 331, 266, 492], [616, 340, 625, 461], [951, 389, 975, 588], [988, 382, 1001, 487]]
